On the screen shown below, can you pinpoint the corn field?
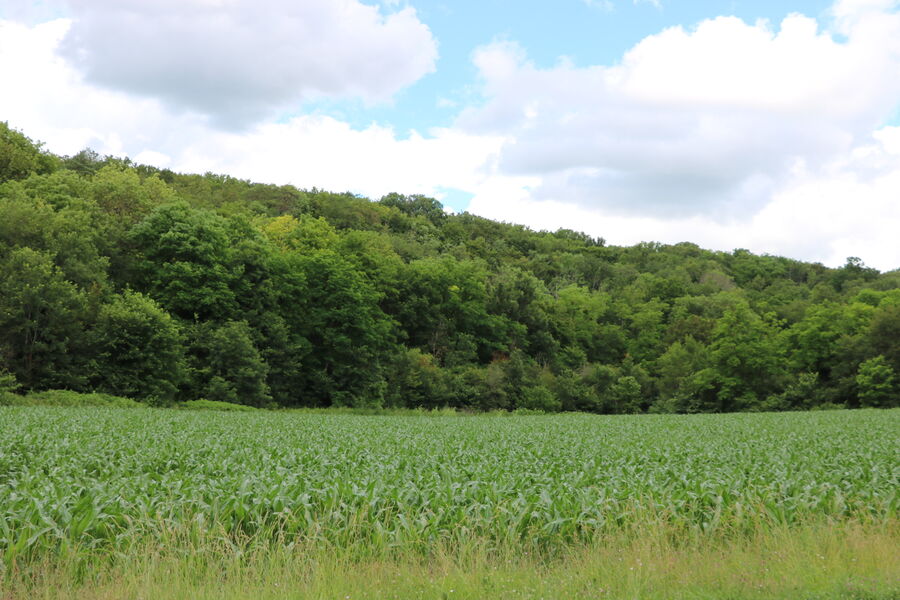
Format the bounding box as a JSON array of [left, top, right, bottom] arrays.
[[1, 408, 897, 568]]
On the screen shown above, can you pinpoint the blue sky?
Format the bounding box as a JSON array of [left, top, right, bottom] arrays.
[[2, 0, 900, 269], [313, 0, 836, 134]]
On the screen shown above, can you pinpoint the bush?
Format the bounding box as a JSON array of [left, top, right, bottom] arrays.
[[856, 356, 900, 408], [180, 399, 259, 412], [90, 290, 186, 403], [0, 369, 18, 403], [518, 385, 561, 412], [1, 389, 142, 408]]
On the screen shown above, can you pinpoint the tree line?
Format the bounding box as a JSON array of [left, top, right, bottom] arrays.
[[1, 122, 899, 411]]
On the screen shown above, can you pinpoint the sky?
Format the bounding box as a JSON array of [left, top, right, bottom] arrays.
[[2, 0, 900, 270]]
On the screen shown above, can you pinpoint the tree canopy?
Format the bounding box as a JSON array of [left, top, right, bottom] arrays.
[[1, 124, 897, 411]]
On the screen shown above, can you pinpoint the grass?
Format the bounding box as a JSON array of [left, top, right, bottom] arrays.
[[3, 520, 897, 599], [1, 407, 897, 598]]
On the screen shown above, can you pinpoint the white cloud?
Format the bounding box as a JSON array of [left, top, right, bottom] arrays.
[[57, 0, 437, 129], [0, 17, 498, 201], [460, 6, 900, 220], [468, 127, 900, 271], [173, 118, 504, 200], [4, 0, 900, 271]]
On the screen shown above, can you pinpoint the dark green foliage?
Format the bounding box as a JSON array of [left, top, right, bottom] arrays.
[[0, 125, 897, 411], [188, 321, 272, 408], [0, 369, 17, 402], [702, 304, 787, 411], [89, 290, 186, 403], [866, 303, 900, 373], [0, 248, 87, 390], [281, 250, 393, 407]]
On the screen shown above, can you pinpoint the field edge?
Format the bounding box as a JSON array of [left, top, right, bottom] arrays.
[[3, 519, 898, 600]]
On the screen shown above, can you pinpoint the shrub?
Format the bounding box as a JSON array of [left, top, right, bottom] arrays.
[[180, 399, 259, 412], [2, 389, 142, 408]]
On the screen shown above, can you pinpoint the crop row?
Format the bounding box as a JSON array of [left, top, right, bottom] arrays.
[[0, 408, 897, 565]]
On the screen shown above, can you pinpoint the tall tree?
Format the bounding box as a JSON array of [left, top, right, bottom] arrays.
[[89, 290, 186, 403], [0, 248, 87, 389]]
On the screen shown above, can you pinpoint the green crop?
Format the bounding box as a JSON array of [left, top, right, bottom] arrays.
[[0, 408, 897, 568]]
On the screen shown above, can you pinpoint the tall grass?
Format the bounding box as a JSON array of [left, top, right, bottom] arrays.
[[4, 520, 897, 599]]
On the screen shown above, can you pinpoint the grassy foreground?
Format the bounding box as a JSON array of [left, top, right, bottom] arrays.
[[1, 407, 898, 598], [5, 521, 898, 599]]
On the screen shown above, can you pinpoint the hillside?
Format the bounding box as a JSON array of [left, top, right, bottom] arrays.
[[2, 122, 899, 412]]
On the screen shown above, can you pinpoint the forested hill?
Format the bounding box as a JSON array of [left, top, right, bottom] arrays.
[[1, 122, 899, 412]]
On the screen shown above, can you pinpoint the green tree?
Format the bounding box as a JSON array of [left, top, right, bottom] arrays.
[[856, 356, 899, 408], [486, 267, 558, 362], [0, 368, 18, 402], [0, 122, 57, 182], [90, 290, 186, 403], [655, 336, 709, 403], [128, 202, 240, 321], [607, 375, 642, 414], [394, 257, 502, 365], [90, 164, 175, 225], [698, 304, 786, 411], [867, 304, 900, 374], [0, 248, 87, 389], [379, 192, 446, 225], [277, 251, 393, 406], [189, 321, 271, 407], [549, 285, 625, 365]]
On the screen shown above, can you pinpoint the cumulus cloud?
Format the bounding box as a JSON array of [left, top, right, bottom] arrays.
[[57, 0, 437, 129], [0, 17, 498, 202], [460, 5, 900, 218], [4, 0, 900, 270], [467, 126, 900, 271], [174, 117, 503, 200]]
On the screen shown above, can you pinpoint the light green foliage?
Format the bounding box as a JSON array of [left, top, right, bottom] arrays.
[[655, 336, 709, 403], [0, 409, 896, 569], [550, 285, 624, 365], [0, 187, 110, 290], [607, 375, 642, 413], [626, 297, 666, 362], [180, 399, 258, 412], [260, 214, 338, 252], [90, 164, 175, 224], [0, 122, 57, 182], [1, 389, 142, 408], [395, 256, 502, 365], [518, 384, 559, 412]]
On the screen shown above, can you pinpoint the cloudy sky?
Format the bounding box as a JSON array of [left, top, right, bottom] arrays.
[[2, 0, 900, 270]]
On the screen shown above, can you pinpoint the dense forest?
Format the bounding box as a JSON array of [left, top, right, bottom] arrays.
[[1, 122, 899, 412]]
